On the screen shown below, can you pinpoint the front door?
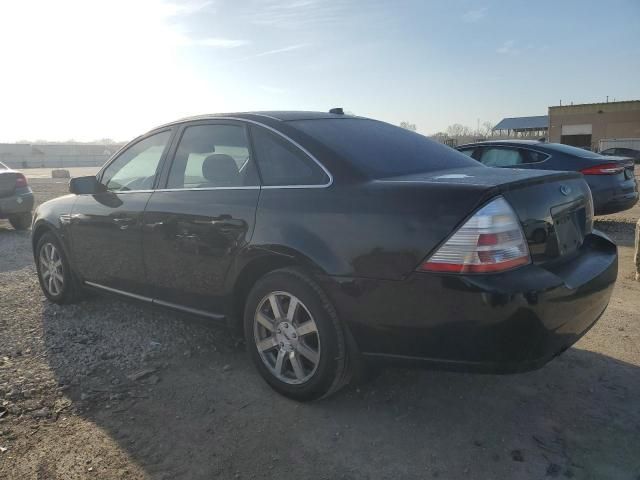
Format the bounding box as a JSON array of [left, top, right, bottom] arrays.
[[142, 122, 260, 314], [69, 129, 173, 294]]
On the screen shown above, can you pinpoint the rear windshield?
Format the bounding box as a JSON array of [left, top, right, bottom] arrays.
[[289, 118, 477, 178], [544, 143, 603, 159], [0, 162, 7, 170]]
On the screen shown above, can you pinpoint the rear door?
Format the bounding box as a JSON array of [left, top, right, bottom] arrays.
[[69, 129, 174, 294], [142, 121, 260, 314]]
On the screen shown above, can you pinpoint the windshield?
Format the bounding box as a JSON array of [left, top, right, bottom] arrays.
[[290, 118, 477, 178], [0, 161, 7, 170], [545, 143, 603, 159]]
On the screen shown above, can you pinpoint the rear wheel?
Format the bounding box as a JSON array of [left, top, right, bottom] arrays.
[[9, 212, 32, 231], [244, 268, 350, 401], [35, 232, 81, 304]]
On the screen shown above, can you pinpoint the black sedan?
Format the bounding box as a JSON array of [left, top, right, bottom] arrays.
[[31, 112, 617, 400], [457, 140, 638, 215], [0, 161, 34, 230]]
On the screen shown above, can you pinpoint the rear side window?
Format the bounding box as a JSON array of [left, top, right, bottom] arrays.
[[524, 150, 549, 163], [480, 148, 526, 167], [167, 124, 258, 189], [289, 118, 476, 178], [458, 148, 476, 158], [251, 126, 329, 186]]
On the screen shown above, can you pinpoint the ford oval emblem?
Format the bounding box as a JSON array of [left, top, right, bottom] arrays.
[[560, 185, 571, 196]]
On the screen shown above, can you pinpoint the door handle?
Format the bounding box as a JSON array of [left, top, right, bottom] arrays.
[[113, 217, 136, 229], [176, 233, 198, 240]]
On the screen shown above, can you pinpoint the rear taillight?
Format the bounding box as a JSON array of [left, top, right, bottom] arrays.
[[15, 173, 28, 188], [418, 196, 530, 274], [580, 163, 625, 175]]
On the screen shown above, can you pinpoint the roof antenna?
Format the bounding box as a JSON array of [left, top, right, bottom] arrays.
[[329, 107, 344, 115]]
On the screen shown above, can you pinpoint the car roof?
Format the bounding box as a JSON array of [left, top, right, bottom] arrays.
[[458, 139, 545, 148], [156, 111, 359, 129]]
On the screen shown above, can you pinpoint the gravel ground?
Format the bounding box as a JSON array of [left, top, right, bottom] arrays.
[[0, 179, 639, 480]]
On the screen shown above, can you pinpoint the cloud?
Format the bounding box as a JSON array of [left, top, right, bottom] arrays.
[[462, 7, 487, 23], [189, 37, 249, 48], [259, 85, 286, 94], [247, 0, 349, 28], [222, 43, 310, 65], [161, 0, 214, 16], [254, 43, 309, 57], [497, 40, 518, 55]]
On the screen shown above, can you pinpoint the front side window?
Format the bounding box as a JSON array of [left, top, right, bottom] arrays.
[[167, 124, 258, 189], [101, 130, 171, 191], [480, 148, 526, 167], [251, 126, 329, 186]]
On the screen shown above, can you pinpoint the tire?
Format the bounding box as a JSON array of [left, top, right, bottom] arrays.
[[244, 267, 350, 401], [9, 212, 32, 231], [35, 232, 82, 304]]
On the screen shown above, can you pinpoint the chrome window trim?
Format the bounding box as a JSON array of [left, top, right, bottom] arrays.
[[106, 189, 155, 194], [155, 186, 260, 192], [238, 117, 333, 188], [162, 116, 333, 188], [92, 117, 334, 193], [247, 113, 283, 121]]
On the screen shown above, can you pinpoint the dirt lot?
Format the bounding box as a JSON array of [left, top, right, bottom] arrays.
[[1, 177, 639, 480]]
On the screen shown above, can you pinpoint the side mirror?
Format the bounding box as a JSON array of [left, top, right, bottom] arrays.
[[69, 176, 107, 195]]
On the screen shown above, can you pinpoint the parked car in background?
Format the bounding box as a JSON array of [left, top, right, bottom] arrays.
[[600, 147, 640, 164], [0, 161, 34, 230], [457, 140, 638, 215], [32, 112, 617, 400]]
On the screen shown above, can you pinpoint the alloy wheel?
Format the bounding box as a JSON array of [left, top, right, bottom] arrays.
[[39, 242, 64, 296], [253, 291, 321, 385]]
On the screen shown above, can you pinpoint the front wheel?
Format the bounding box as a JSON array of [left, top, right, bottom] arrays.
[[9, 212, 32, 231], [35, 232, 81, 304], [244, 268, 350, 401]]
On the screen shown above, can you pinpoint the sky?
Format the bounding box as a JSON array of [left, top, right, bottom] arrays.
[[0, 0, 638, 142]]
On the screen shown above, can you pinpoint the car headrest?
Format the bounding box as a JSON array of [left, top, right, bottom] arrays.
[[202, 154, 240, 186]]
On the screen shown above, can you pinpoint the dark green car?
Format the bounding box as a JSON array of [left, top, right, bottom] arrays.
[[0, 161, 34, 230]]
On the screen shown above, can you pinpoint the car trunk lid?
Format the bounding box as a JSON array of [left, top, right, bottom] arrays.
[[381, 166, 593, 266], [0, 171, 19, 198]]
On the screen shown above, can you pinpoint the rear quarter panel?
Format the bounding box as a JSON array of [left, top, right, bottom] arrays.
[[248, 182, 491, 281]]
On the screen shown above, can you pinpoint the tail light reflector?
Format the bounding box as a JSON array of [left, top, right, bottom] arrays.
[[15, 173, 28, 188], [580, 163, 625, 175], [418, 196, 530, 274]]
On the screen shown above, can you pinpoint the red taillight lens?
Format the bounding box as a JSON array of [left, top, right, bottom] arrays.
[[15, 173, 28, 188], [580, 163, 625, 175], [418, 196, 530, 274]]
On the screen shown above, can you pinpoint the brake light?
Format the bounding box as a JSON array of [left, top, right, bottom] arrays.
[[418, 196, 530, 274], [580, 163, 625, 175], [15, 173, 28, 188]]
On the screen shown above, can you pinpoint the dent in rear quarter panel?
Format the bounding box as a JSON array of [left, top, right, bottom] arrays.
[[250, 182, 490, 280]]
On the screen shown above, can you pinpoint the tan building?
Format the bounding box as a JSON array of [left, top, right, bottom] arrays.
[[548, 100, 640, 151]]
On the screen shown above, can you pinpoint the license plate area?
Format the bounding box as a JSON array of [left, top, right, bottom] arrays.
[[551, 201, 585, 257]]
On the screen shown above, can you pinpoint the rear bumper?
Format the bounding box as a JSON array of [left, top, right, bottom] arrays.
[[594, 191, 638, 215], [588, 175, 638, 215], [0, 188, 34, 217], [319, 231, 617, 373]]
